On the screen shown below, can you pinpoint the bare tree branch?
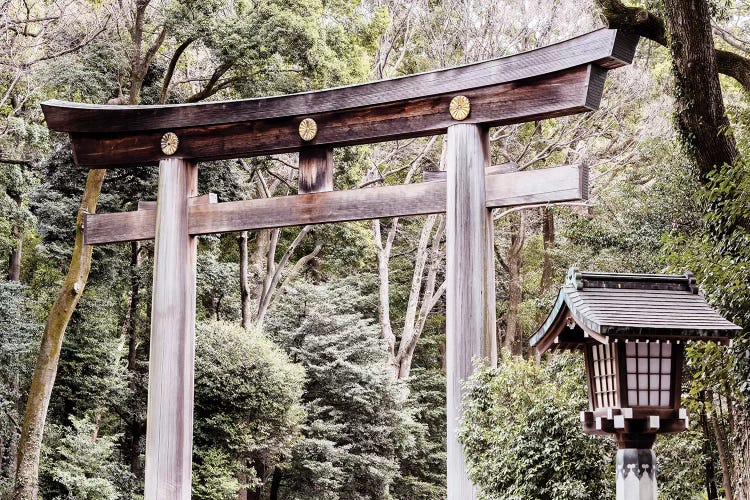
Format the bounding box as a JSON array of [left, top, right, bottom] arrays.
[[159, 37, 195, 104]]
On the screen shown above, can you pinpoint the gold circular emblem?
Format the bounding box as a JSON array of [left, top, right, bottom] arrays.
[[449, 95, 471, 121], [160, 132, 179, 155], [298, 118, 317, 141]]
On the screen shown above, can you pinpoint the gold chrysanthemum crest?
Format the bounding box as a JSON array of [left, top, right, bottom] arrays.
[[160, 132, 179, 155], [449, 95, 471, 121], [298, 118, 317, 141]]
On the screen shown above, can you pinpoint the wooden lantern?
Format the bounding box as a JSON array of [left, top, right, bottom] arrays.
[[530, 268, 740, 498], [531, 268, 739, 446]]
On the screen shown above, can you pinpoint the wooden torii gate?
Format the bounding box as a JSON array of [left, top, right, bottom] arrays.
[[42, 29, 638, 499]]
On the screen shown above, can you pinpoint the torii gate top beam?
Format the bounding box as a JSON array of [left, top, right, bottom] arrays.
[[41, 29, 638, 167]]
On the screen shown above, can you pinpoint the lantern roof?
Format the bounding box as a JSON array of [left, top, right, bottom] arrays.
[[530, 268, 741, 354]]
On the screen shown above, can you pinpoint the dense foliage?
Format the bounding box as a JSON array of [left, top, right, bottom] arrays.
[[193, 321, 305, 497], [0, 0, 748, 498], [266, 279, 427, 498], [460, 353, 614, 499]]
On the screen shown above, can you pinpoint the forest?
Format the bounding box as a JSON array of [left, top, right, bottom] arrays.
[[0, 0, 749, 498]]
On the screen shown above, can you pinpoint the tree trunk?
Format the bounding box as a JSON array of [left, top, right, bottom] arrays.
[[394, 215, 436, 378], [238, 231, 251, 330], [372, 219, 398, 363], [7, 194, 23, 281], [13, 168, 106, 499], [504, 212, 525, 356], [7, 366, 20, 485], [700, 393, 720, 500], [736, 410, 750, 500], [250, 229, 270, 303], [124, 241, 145, 478], [710, 411, 733, 500], [661, 0, 738, 180], [539, 207, 555, 292], [707, 388, 733, 500], [376, 243, 396, 359], [396, 215, 446, 380], [255, 226, 314, 327], [236, 470, 248, 500], [270, 467, 282, 500]]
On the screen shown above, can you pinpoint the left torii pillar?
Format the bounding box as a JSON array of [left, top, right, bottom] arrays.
[[144, 158, 198, 499]]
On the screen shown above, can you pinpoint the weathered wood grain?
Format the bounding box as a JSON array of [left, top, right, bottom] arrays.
[[42, 29, 637, 134], [445, 124, 495, 498], [298, 146, 333, 194], [144, 158, 197, 499], [63, 65, 607, 166], [85, 209, 156, 244], [83, 165, 587, 244], [137, 193, 217, 211], [85, 193, 216, 244], [423, 161, 518, 182]]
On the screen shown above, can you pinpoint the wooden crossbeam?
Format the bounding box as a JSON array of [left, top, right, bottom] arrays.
[[137, 193, 217, 211], [64, 67, 603, 166], [83, 165, 587, 245], [41, 30, 638, 167]]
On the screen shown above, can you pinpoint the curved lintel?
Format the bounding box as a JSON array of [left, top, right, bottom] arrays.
[[42, 29, 640, 167]]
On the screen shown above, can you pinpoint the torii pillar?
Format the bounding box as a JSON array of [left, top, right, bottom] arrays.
[[144, 158, 197, 497], [445, 124, 497, 497]]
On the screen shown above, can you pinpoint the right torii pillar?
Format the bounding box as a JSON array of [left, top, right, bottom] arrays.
[[445, 123, 498, 498]]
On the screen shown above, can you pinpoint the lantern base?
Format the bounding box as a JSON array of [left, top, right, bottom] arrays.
[[616, 448, 656, 500]]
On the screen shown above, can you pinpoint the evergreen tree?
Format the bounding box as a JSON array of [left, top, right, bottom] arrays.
[[192, 321, 305, 497], [392, 367, 446, 499], [41, 416, 133, 500], [0, 283, 39, 495], [266, 279, 421, 499]]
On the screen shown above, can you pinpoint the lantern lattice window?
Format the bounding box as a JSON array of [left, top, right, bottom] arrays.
[[625, 342, 672, 407], [592, 344, 619, 408]]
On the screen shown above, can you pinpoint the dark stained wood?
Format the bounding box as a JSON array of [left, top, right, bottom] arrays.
[[298, 147, 333, 194], [616, 344, 628, 410], [63, 65, 607, 166], [83, 165, 587, 245], [584, 347, 597, 411], [671, 344, 684, 410], [42, 29, 638, 135], [530, 271, 741, 351]]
